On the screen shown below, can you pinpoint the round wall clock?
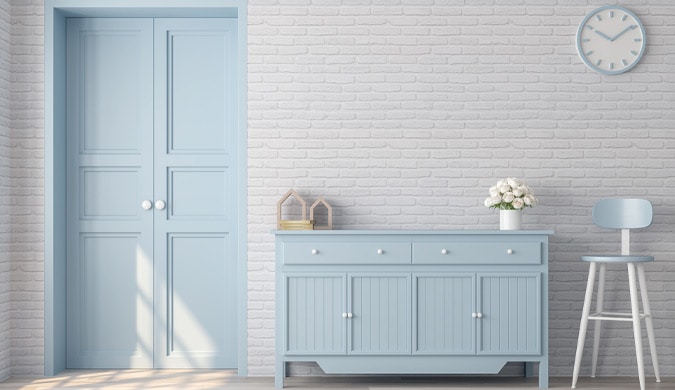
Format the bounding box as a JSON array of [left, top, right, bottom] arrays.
[[576, 5, 646, 75]]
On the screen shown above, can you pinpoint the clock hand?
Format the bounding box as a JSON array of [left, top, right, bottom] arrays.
[[594, 29, 613, 41], [610, 25, 637, 41]]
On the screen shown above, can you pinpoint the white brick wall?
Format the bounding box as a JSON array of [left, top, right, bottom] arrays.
[[2, 0, 675, 380], [0, 0, 11, 381], [10, 0, 44, 377], [248, 0, 675, 378]]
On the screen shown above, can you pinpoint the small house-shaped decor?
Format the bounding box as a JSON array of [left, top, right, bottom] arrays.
[[310, 197, 333, 230], [277, 189, 313, 230]]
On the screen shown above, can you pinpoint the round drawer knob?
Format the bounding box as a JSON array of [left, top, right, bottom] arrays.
[[377, 249, 384, 255], [141, 200, 153, 210], [441, 249, 448, 255], [347, 312, 353, 318], [342, 312, 348, 318], [471, 312, 477, 318], [311, 249, 318, 255], [477, 313, 484, 318], [507, 249, 513, 255]]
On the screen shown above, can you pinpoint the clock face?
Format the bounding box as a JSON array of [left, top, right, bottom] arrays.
[[576, 6, 646, 75]]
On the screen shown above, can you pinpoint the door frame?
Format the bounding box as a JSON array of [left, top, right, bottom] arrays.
[[44, 0, 248, 376]]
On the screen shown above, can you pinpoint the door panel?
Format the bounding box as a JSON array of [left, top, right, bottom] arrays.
[[80, 34, 144, 154], [77, 234, 151, 360], [168, 32, 230, 153], [80, 168, 141, 219], [153, 18, 238, 368], [168, 168, 230, 219], [166, 234, 230, 355], [66, 18, 154, 368]]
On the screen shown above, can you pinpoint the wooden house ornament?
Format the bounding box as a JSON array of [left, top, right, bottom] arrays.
[[310, 197, 333, 230], [277, 189, 308, 229]]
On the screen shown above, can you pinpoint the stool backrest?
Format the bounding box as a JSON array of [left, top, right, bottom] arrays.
[[592, 198, 653, 229]]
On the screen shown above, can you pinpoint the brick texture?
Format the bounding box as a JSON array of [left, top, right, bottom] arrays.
[[3, 0, 675, 381], [247, 0, 675, 378], [0, 0, 10, 382], [10, 0, 44, 377]]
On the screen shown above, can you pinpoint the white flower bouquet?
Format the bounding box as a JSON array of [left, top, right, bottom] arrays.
[[484, 177, 538, 210]]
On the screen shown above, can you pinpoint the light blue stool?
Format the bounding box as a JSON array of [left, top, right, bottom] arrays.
[[571, 199, 661, 390]]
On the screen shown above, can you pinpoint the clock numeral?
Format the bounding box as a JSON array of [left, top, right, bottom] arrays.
[[596, 59, 602, 66], [622, 15, 628, 22], [586, 25, 594, 30], [622, 59, 628, 66], [609, 62, 614, 70], [634, 38, 642, 42], [610, 11, 614, 18], [582, 38, 590, 42], [586, 50, 594, 56], [631, 50, 638, 56], [596, 15, 602, 21]]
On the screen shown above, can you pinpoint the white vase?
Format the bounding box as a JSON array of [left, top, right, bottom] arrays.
[[500, 209, 522, 230]]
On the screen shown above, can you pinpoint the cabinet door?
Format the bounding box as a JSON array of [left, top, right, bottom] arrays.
[[414, 274, 475, 354], [286, 275, 346, 355], [349, 274, 411, 355], [478, 274, 541, 355]]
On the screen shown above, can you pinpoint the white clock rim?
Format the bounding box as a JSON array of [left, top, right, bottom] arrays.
[[576, 5, 646, 75]]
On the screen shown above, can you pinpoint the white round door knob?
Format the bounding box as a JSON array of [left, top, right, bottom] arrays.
[[141, 200, 152, 210], [441, 249, 448, 255], [311, 249, 318, 255], [342, 312, 348, 318], [471, 312, 477, 318], [377, 249, 384, 255], [477, 313, 484, 318], [507, 249, 513, 255], [347, 313, 353, 318], [155, 200, 166, 210]]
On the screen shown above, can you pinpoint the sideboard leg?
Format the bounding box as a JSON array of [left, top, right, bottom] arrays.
[[538, 360, 549, 389], [275, 361, 285, 389]]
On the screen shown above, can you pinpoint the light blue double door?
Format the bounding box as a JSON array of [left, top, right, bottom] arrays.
[[66, 18, 238, 369]]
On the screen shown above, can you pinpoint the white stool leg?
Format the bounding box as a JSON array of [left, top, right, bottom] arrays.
[[590, 263, 606, 378], [637, 264, 661, 383], [572, 262, 597, 389], [627, 263, 645, 390]]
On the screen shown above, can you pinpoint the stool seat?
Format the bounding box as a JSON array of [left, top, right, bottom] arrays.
[[581, 255, 654, 263]]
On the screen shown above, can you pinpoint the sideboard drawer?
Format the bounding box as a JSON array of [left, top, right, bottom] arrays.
[[413, 241, 542, 264], [284, 241, 412, 264]]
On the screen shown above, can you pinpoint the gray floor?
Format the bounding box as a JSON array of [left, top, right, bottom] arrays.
[[0, 371, 670, 389]]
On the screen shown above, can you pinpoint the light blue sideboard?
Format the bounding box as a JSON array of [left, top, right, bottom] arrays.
[[274, 230, 553, 389]]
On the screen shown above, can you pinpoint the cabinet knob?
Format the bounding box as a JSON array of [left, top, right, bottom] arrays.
[[507, 249, 513, 255], [377, 249, 384, 255], [342, 312, 348, 318], [471, 312, 477, 318], [441, 249, 448, 255], [477, 312, 484, 319], [311, 249, 318, 255], [141, 200, 153, 210], [347, 312, 353, 318], [155, 200, 166, 210]]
